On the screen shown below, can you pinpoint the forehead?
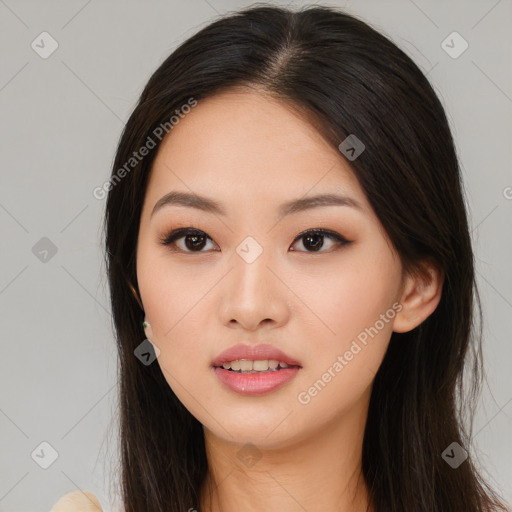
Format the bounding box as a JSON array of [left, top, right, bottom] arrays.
[[145, 89, 368, 213]]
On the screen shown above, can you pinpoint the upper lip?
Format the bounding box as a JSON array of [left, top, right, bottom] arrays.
[[212, 344, 302, 368]]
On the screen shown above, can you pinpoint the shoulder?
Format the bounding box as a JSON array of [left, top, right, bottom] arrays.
[[49, 490, 102, 511]]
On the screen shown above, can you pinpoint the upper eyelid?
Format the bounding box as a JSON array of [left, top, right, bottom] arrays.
[[161, 227, 343, 239]]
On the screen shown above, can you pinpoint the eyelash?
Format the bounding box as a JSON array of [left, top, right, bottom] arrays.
[[158, 227, 352, 254]]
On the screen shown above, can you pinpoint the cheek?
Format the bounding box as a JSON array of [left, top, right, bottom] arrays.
[[142, 273, 209, 353], [138, 242, 212, 329], [293, 247, 400, 395], [137, 249, 201, 351], [293, 250, 399, 343], [141, 286, 212, 420], [137, 255, 220, 402]]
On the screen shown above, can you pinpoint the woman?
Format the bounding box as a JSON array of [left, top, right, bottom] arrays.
[[56, 4, 509, 512]]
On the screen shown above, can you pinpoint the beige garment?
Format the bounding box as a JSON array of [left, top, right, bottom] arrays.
[[49, 490, 102, 511]]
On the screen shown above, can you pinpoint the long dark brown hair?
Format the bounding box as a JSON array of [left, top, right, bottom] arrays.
[[102, 4, 509, 511]]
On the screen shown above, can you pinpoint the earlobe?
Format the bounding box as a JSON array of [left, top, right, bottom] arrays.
[[392, 263, 444, 333], [143, 318, 154, 341]]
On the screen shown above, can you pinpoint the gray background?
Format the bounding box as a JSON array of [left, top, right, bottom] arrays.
[[0, 1, 511, 511]]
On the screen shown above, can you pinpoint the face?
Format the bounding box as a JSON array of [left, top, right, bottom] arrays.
[[136, 89, 405, 449]]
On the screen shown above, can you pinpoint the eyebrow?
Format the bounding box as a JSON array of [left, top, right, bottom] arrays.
[[151, 190, 363, 219]]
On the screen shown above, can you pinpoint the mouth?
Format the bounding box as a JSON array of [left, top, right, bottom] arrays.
[[211, 344, 302, 395]]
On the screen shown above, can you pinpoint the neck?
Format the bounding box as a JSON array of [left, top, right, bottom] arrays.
[[200, 389, 373, 512]]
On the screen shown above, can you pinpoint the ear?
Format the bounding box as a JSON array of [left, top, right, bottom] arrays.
[[392, 261, 444, 333]]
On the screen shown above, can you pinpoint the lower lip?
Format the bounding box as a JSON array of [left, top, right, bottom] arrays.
[[213, 367, 300, 396]]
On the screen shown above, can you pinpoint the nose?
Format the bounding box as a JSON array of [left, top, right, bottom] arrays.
[[218, 246, 290, 331]]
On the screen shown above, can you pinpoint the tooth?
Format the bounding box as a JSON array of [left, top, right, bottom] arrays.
[[221, 359, 292, 372], [253, 360, 269, 371], [239, 359, 253, 371]]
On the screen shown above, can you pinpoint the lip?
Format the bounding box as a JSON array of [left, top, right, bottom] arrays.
[[211, 343, 302, 368], [213, 366, 300, 396]]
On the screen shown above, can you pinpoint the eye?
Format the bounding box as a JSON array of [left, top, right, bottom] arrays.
[[159, 227, 351, 254], [158, 228, 218, 253], [290, 228, 351, 253]]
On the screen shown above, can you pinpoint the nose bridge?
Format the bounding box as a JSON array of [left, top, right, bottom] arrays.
[[232, 237, 273, 301], [220, 236, 287, 328]]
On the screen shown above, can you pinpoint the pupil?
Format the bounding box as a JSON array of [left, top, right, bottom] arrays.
[[304, 233, 323, 251]]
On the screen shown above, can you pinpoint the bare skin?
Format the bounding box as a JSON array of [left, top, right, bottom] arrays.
[[136, 88, 443, 512]]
